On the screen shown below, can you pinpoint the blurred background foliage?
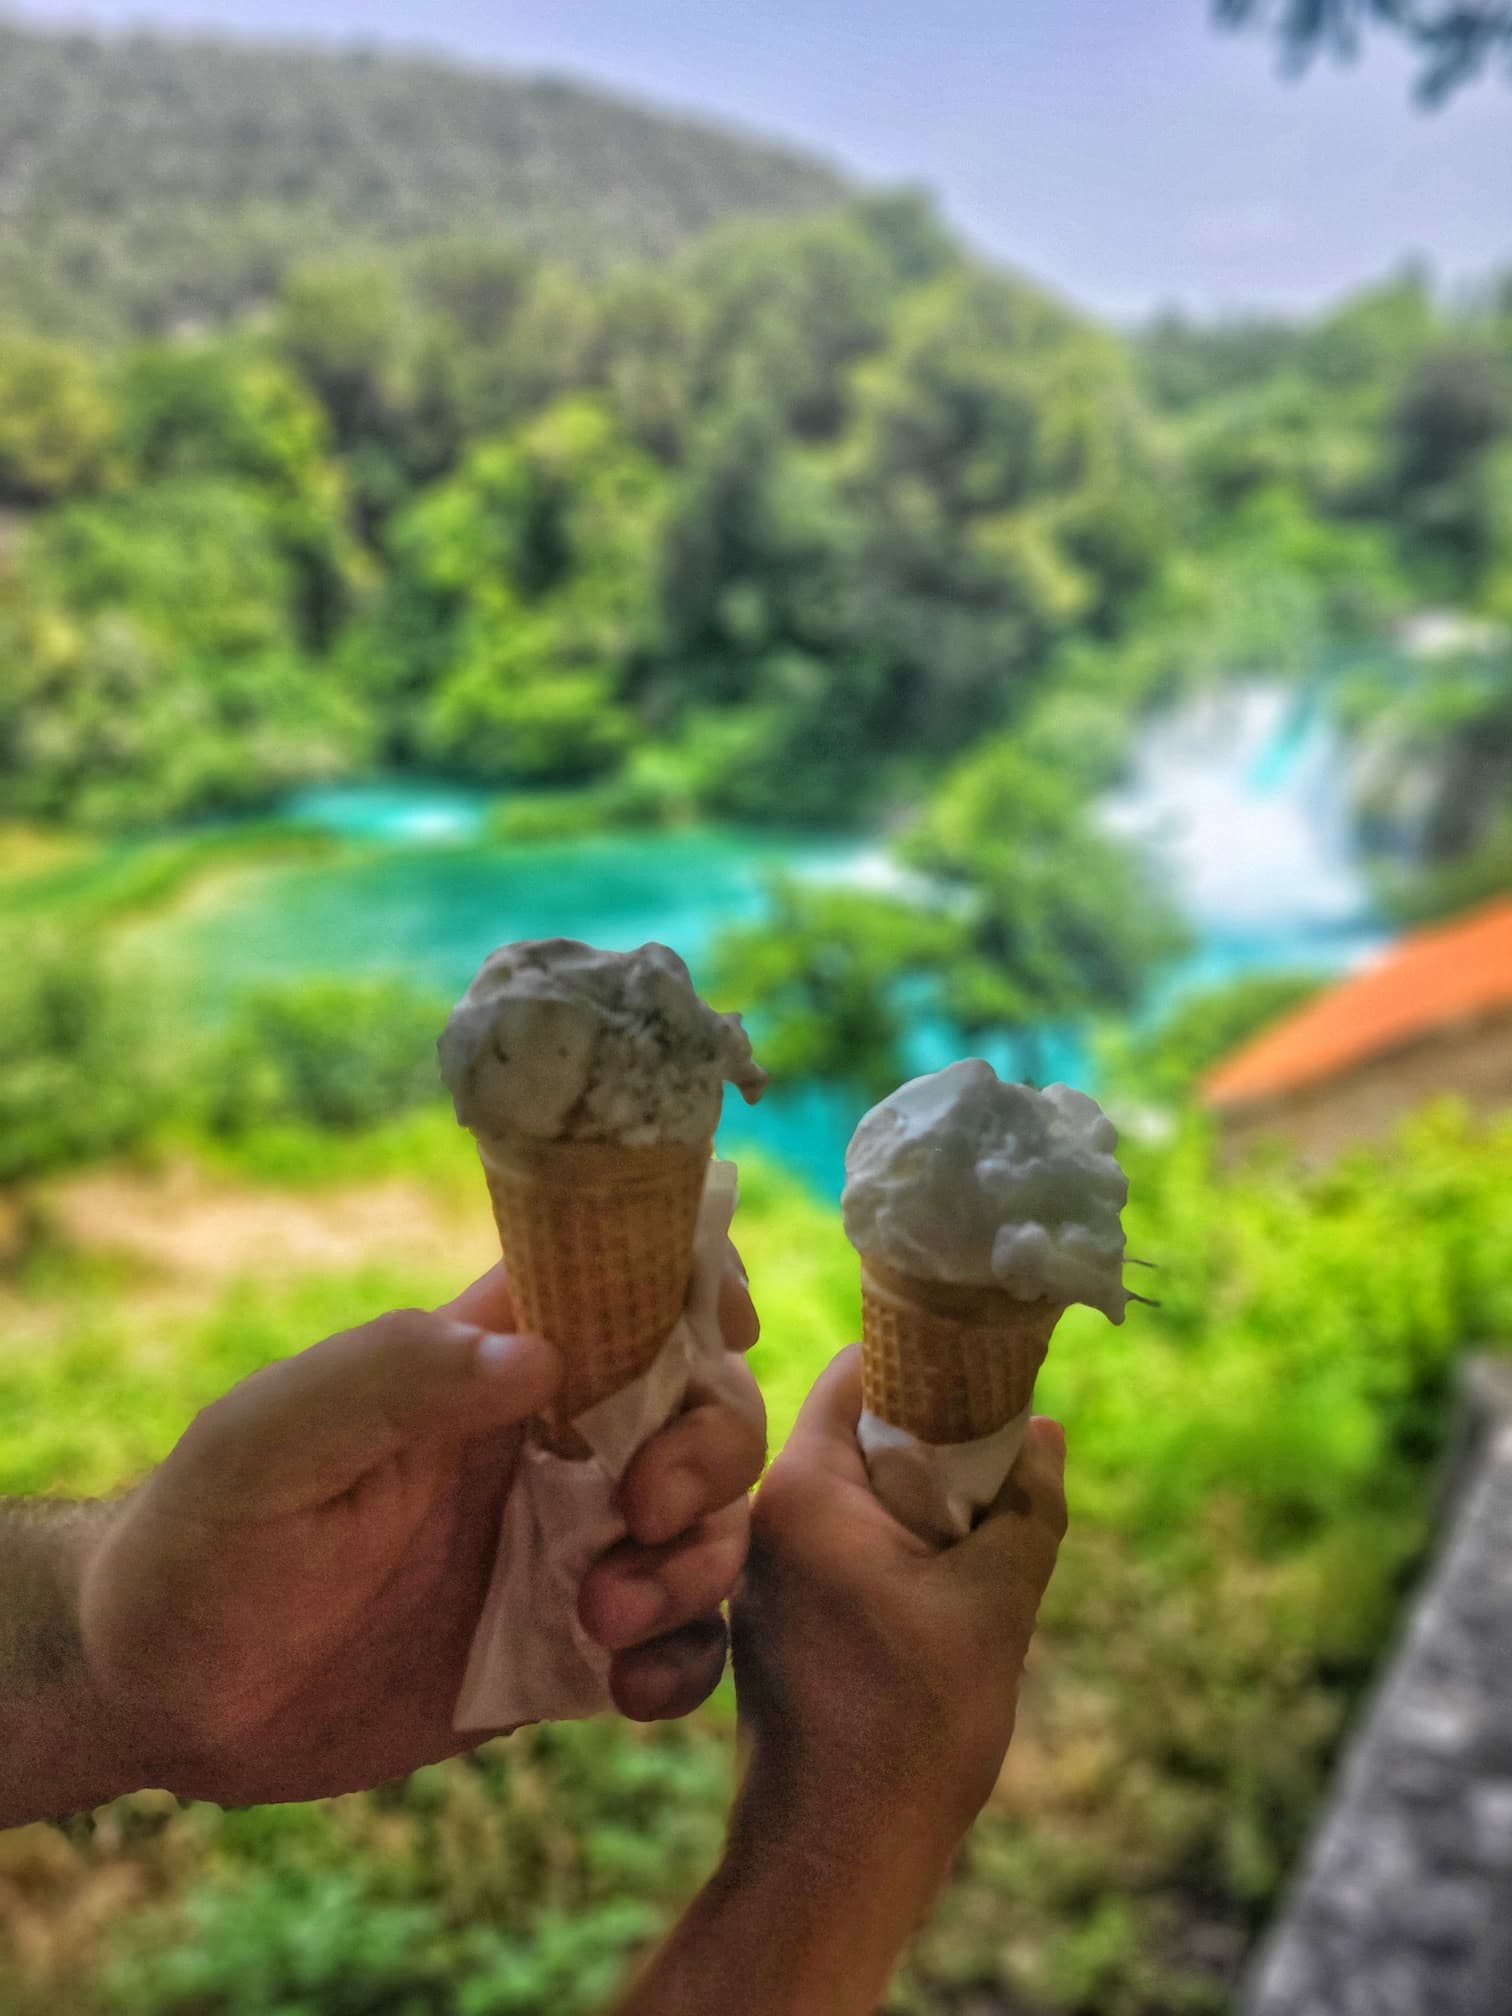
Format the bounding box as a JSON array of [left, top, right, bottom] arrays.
[[1, 12, 1511, 2016]]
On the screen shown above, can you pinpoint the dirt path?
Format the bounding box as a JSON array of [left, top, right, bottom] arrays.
[[45, 1161, 479, 1291]]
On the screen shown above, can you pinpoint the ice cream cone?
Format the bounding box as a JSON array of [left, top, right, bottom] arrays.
[[477, 1131, 712, 1457], [859, 1257, 1062, 1446]]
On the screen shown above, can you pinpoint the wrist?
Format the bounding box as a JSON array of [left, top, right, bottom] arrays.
[[616, 1753, 959, 2016], [731, 1746, 960, 1911], [736, 1723, 969, 1896]]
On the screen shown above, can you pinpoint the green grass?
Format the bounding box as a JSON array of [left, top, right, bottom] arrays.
[[190, 1103, 474, 1194], [0, 824, 343, 934], [3, 1106, 1510, 2013]]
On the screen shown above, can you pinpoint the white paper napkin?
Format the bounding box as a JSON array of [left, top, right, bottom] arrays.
[[453, 1160, 743, 1732], [857, 1407, 1031, 1546]]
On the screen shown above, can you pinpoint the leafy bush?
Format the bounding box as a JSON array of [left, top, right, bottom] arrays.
[[714, 881, 960, 1099], [206, 978, 450, 1136], [0, 929, 163, 1184], [714, 738, 1190, 1096], [5, 1113, 1511, 2014]]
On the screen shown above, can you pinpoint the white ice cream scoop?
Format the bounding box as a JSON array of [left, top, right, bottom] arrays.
[[841, 1057, 1130, 1322]]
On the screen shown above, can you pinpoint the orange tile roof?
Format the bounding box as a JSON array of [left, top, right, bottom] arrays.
[[1203, 897, 1512, 1111]]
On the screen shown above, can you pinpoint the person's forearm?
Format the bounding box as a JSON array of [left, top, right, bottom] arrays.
[[0, 1501, 140, 1827], [615, 1769, 954, 2016]]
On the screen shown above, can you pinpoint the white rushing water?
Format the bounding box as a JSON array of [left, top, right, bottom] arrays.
[[1100, 680, 1386, 1001]]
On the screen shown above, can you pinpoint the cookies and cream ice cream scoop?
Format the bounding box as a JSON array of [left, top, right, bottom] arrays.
[[439, 937, 766, 1149], [439, 939, 764, 1452]]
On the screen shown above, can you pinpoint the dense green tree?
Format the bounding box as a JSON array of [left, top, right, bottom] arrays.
[[208, 978, 450, 1135], [25, 480, 295, 661], [1184, 375, 1381, 517], [0, 482, 366, 827], [0, 330, 117, 505], [116, 343, 365, 645], [570, 269, 703, 461], [274, 259, 424, 521], [715, 729, 1186, 1092], [838, 269, 1166, 756], [1389, 341, 1512, 595], [1299, 272, 1437, 397], [901, 737, 1187, 1040], [714, 885, 960, 1098], [0, 79, 1506, 904], [1481, 440, 1512, 619], [1139, 312, 1305, 411], [690, 208, 913, 441], [407, 241, 542, 350], [382, 398, 667, 781]]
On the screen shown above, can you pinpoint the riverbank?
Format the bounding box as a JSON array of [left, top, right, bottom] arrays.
[[0, 824, 345, 936]]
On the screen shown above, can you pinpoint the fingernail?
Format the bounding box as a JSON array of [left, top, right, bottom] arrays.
[[632, 1619, 727, 1714], [634, 1659, 685, 1718], [1033, 1417, 1067, 1462], [476, 1331, 533, 1374]]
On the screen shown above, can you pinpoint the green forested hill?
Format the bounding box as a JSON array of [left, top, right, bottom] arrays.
[[0, 18, 1508, 937], [0, 20, 847, 338]]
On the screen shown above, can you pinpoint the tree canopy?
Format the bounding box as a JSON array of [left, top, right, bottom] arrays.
[[1216, 0, 1512, 102]]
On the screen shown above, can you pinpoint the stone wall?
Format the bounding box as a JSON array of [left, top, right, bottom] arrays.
[[1216, 1011, 1512, 1166], [1241, 1356, 1512, 2016]]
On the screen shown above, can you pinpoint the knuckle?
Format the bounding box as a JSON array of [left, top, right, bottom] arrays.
[[673, 1518, 747, 1603], [680, 1400, 764, 1492], [171, 1399, 229, 1471], [371, 1306, 429, 1342], [355, 1308, 428, 1361], [693, 1545, 745, 1610]]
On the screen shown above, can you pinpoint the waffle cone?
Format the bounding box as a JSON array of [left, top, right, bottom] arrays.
[[477, 1131, 711, 1457], [859, 1257, 1062, 1445]]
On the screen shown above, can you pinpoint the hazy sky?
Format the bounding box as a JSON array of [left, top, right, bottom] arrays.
[[11, 0, 1511, 320]]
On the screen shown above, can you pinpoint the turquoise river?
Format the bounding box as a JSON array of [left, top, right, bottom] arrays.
[[138, 682, 1389, 1195]]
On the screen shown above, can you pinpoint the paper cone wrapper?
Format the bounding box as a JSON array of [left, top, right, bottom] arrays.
[[859, 1257, 1062, 1446], [477, 1131, 711, 1457]]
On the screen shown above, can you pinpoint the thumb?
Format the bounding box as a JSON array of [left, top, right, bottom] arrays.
[[165, 1308, 561, 1519], [782, 1342, 871, 1489]]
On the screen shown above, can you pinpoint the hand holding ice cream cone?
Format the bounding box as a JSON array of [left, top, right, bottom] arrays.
[[437, 937, 769, 1729]]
